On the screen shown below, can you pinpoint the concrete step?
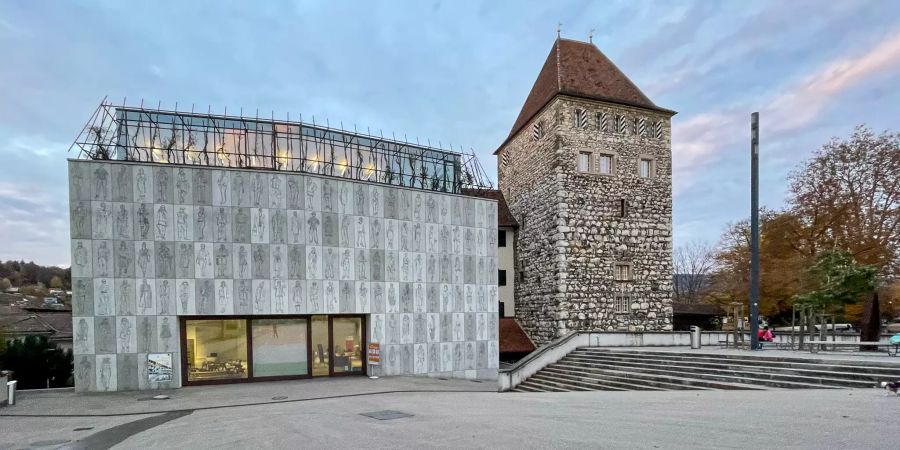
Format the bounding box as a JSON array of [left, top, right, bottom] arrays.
[[553, 359, 841, 390], [563, 354, 878, 388], [577, 348, 900, 376], [516, 378, 573, 392], [549, 362, 768, 390], [539, 367, 692, 391], [512, 384, 547, 393], [525, 374, 595, 392], [569, 351, 899, 384]]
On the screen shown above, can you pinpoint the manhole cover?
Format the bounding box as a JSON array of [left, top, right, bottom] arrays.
[[360, 410, 414, 421], [31, 439, 71, 446], [272, 396, 288, 400], [73, 427, 94, 431]]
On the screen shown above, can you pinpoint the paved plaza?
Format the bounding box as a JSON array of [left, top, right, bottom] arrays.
[[2, 376, 899, 449]]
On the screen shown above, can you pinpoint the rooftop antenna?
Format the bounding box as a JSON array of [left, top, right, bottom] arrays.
[[589, 28, 594, 44], [557, 23, 561, 39]]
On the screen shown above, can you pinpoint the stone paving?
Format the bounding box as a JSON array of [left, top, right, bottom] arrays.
[[2, 377, 899, 449]]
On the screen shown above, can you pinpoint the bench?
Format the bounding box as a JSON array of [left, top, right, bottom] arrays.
[[760, 341, 794, 350], [805, 340, 899, 356]]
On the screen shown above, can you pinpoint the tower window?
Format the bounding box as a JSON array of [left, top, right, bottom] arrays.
[[639, 158, 654, 178], [578, 151, 592, 172], [498, 270, 507, 286], [614, 294, 631, 314], [498, 230, 507, 247], [597, 154, 613, 175], [619, 199, 627, 217], [531, 121, 545, 141], [614, 263, 633, 281], [574, 109, 588, 129], [598, 112, 609, 132], [615, 114, 627, 134], [653, 121, 664, 139]]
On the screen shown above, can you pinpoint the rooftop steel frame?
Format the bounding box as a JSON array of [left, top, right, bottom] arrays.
[[69, 99, 493, 194]]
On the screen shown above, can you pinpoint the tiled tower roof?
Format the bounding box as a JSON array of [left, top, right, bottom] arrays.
[[505, 38, 675, 143]]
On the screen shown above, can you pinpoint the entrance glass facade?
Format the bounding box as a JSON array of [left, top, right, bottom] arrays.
[[182, 315, 365, 385]]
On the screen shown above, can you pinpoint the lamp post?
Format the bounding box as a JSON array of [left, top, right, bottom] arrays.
[[750, 113, 760, 351]]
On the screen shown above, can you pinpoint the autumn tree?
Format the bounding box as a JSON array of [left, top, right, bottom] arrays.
[[787, 126, 900, 275], [707, 210, 810, 323], [49, 276, 63, 289]]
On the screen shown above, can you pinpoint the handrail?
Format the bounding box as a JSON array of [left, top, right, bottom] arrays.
[[499, 330, 583, 374]]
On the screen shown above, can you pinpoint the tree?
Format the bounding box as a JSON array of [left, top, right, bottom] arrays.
[[673, 240, 716, 304], [707, 210, 810, 322], [0, 336, 73, 389], [0, 278, 10, 291], [49, 276, 63, 289], [793, 250, 877, 309], [788, 126, 900, 276]]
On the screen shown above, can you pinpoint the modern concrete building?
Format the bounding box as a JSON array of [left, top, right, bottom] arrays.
[[496, 38, 676, 345], [68, 104, 500, 392]]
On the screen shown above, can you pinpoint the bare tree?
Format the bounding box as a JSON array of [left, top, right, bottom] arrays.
[[674, 240, 716, 304]]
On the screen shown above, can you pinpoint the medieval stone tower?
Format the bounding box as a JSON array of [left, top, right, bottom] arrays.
[[496, 38, 675, 344]]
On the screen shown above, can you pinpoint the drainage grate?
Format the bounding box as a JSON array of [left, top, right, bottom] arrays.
[[360, 410, 414, 421]]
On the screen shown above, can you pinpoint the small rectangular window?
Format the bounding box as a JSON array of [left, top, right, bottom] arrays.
[[498, 270, 507, 286], [614, 294, 631, 314], [619, 199, 627, 218], [615, 264, 632, 281], [518, 271, 525, 282], [639, 158, 653, 178], [598, 112, 609, 132], [498, 230, 507, 247], [578, 151, 592, 172], [597, 154, 613, 175]]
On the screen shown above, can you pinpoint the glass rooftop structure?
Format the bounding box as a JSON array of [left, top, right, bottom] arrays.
[[71, 100, 492, 194]]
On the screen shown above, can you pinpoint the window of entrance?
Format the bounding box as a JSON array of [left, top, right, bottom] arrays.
[[181, 315, 366, 385]]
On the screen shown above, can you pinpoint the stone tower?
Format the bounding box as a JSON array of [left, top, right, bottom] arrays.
[[496, 38, 676, 345]]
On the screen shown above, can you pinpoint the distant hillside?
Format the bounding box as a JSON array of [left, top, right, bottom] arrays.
[[0, 260, 71, 289]]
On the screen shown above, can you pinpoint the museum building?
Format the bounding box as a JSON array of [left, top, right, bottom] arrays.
[[68, 105, 500, 392]]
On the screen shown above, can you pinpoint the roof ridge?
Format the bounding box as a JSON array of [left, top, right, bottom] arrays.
[[555, 37, 562, 91]]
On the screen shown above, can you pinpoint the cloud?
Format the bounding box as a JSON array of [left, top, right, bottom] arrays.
[[765, 32, 900, 134], [672, 30, 900, 194]]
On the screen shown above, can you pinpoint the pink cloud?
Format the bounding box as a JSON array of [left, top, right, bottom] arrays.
[[672, 30, 900, 195]]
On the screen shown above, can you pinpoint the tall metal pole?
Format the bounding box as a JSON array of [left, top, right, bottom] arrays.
[[750, 112, 760, 350]]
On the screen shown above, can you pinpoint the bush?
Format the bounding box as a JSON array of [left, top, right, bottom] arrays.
[[0, 335, 73, 389]]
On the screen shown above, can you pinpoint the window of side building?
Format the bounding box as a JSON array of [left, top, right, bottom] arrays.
[[614, 293, 631, 314], [498, 230, 507, 247]]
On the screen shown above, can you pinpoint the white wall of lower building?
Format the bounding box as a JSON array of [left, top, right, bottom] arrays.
[[498, 227, 516, 317]]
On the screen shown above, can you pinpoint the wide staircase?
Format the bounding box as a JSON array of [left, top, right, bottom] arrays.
[[513, 348, 900, 392]]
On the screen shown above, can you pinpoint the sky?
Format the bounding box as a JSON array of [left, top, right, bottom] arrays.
[[1, 0, 900, 267]]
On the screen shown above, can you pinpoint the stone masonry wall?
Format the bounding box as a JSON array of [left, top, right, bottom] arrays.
[[498, 96, 673, 345], [497, 105, 563, 344]]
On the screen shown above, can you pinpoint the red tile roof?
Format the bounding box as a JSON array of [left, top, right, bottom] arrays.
[[499, 318, 536, 354], [461, 188, 518, 228], [499, 38, 675, 152]]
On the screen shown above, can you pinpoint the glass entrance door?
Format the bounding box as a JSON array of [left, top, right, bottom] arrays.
[[311, 315, 329, 377], [331, 317, 364, 375]]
